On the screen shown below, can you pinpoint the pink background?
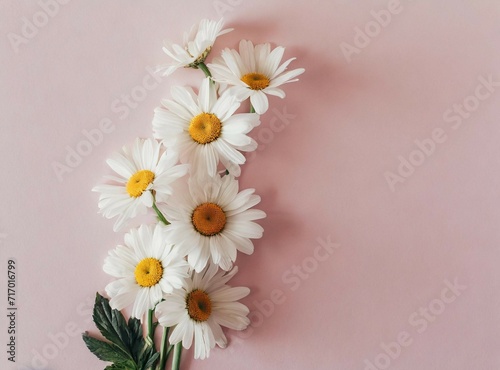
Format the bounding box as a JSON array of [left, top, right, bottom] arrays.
[[2, 1, 500, 369]]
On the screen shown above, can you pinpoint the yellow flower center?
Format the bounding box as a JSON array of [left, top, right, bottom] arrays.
[[189, 113, 222, 144], [126, 170, 155, 198], [134, 258, 163, 287], [241, 73, 270, 90], [186, 289, 212, 322], [192, 203, 226, 236]]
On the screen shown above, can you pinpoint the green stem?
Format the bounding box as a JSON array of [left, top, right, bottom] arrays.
[[157, 326, 170, 370], [171, 342, 183, 370], [147, 309, 155, 343], [198, 62, 212, 78], [152, 192, 169, 225], [250, 104, 255, 113]]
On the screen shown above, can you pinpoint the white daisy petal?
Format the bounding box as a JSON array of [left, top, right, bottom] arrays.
[[103, 224, 189, 320], [250, 91, 269, 115], [271, 56, 296, 79], [163, 174, 264, 271], [108, 285, 139, 311], [264, 46, 285, 76], [198, 77, 216, 112], [157, 19, 232, 76], [264, 87, 286, 98], [93, 139, 187, 230], [210, 41, 304, 113], [153, 78, 258, 178], [156, 263, 250, 359], [105, 157, 134, 180], [171, 86, 200, 117], [269, 68, 305, 88], [239, 40, 255, 73]]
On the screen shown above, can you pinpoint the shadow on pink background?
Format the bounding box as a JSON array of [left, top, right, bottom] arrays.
[[1, 0, 500, 369]]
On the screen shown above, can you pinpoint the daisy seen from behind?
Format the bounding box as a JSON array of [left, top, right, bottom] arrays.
[[152, 77, 260, 177], [103, 223, 190, 320], [92, 138, 189, 231], [159, 173, 266, 272], [209, 39, 305, 114], [155, 263, 250, 360], [158, 18, 233, 76]]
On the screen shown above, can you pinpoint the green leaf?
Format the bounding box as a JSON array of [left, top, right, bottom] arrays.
[[142, 352, 160, 369], [82, 293, 159, 370], [82, 333, 132, 363], [93, 293, 131, 349], [105, 363, 136, 370], [138, 336, 160, 369]]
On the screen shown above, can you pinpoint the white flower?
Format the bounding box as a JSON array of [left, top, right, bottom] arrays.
[[158, 174, 266, 272], [155, 263, 250, 360], [209, 40, 305, 114], [103, 224, 190, 319], [92, 138, 189, 232], [157, 19, 233, 76], [152, 77, 260, 177]]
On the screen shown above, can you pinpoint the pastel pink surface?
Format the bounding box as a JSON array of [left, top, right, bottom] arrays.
[[1, 1, 500, 369]]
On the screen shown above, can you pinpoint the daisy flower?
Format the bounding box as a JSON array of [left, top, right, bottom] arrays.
[[152, 77, 260, 177], [159, 174, 266, 272], [209, 40, 305, 114], [157, 18, 233, 76], [92, 138, 189, 231], [155, 263, 250, 360], [103, 224, 190, 319]]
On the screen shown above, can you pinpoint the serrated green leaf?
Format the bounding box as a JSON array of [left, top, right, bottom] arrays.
[[128, 316, 143, 356], [83, 293, 159, 370], [105, 362, 137, 370], [82, 333, 132, 363], [93, 293, 131, 349]]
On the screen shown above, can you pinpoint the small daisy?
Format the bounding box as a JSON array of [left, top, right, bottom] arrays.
[[209, 40, 305, 114], [159, 174, 266, 272], [157, 18, 233, 76], [152, 77, 260, 177], [155, 263, 250, 360], [92, 138, 189, 231], [103, 224, 190, 319]]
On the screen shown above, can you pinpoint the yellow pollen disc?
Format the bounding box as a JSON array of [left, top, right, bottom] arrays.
[[186, 289, 212, 322], [134, 258, 163, 287], [192, 203, 226, 236], [189, 113, 222, 144], [126, 170, 155, 198], [241, 73, 270, 90]]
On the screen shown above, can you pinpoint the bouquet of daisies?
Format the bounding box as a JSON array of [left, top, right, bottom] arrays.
[[83, 19, 304, 369]]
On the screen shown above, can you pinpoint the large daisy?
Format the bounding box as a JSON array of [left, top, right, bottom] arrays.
[[158, 174, 266, 272], [209, 40, 305, 114], [103, 224, 190, 319], [155, 263, 250, 360], [157, 18, 233, 76], [152, 77, 260, 177], [92, 138, 189, 231]]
